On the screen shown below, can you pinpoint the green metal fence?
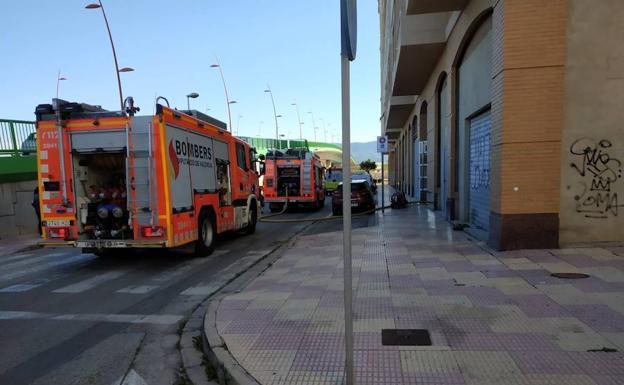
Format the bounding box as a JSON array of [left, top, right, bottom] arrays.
[[238, 136, 342, 156], [0, 119, 36, 156]]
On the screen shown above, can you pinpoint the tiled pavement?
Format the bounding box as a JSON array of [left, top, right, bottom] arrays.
[[215, 205, 624, 385]]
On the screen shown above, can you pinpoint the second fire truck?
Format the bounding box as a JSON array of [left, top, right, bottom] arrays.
[[262, 147, 325, 212]]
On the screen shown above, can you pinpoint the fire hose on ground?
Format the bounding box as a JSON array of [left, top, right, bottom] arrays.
[[258, 198, 431, 223]]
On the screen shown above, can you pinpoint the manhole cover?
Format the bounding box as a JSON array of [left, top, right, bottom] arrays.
[[381, 329, 432, 346], [551, 272, 590, 279]]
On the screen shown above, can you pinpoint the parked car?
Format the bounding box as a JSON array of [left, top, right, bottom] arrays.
[[351, 171, 377, 193], [21, 132, 36, 155], [332, 179, 375, 216]]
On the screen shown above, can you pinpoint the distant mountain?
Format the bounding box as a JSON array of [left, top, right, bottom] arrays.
[[350, 141, 378, 163]]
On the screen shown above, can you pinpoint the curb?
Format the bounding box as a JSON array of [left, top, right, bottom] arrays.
[[203, 298, 260, 385], [199, 222, 315, 385], [179, 246, 281, 385], [180, 238, 300, 385]]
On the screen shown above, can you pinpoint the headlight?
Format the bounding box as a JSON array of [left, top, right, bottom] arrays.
[[112, 206, 124, 218], [97, 207, 109, 219]]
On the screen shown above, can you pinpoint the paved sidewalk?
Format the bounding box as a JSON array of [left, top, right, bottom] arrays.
[[0, 234, 40, 257], [214, 205, 624, 385]]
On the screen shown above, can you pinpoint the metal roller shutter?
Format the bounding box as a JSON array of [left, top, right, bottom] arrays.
[[468, 111, 491, 232]]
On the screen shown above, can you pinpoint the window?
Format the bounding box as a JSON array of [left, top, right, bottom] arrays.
[[236, 143, 248, 171]]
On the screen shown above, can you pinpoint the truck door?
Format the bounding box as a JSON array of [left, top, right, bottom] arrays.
[[213, 140, 234, 233], [234, 142, 250, 199]]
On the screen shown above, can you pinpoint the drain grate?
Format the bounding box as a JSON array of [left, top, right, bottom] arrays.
[[551, 272, 590, 279], [381, 329, 432, 346]]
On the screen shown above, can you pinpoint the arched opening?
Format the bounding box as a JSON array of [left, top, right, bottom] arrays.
[[415, 103, 428, 202], [435, 72, 449, 213], [419, 101, 428, 140], [453, 9, 493, 233]]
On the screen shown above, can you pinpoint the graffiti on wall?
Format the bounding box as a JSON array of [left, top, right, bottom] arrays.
[[470, 132, 490, 190], [570, 138, 623, 219]]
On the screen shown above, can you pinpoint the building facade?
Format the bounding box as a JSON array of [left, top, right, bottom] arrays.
[[380, 0, 624, 250]]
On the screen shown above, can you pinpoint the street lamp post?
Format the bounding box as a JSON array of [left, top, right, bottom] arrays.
[[264, 86, 280, 145], [236, 114, 243, 136], [56, 70, 67, 100], [85, 1, 133, 112], [291, 102, 304, 139], [320, 118, 328, 142], [186, 92, 199, 110], [210, 58, 234, 131], [257, 120, 264, 137], [308, 111, 317, 142]]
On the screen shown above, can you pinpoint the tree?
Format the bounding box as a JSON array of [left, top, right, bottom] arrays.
[[359, 159, 377, 173]]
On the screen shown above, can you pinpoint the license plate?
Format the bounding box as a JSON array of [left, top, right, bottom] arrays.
[[351, 201, 359, 207], [46, 219, 70, 227], [76, 240, 127, 248]]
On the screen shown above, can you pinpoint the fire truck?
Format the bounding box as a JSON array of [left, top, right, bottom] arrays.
[[34, 98, 262, 257], [262, 147, 325, 212]]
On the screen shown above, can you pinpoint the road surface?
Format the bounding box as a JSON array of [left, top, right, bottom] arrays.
[[0, 197, 373, 385]]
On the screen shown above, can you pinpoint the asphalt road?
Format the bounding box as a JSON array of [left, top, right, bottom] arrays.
[[0, 197, 374, 385]]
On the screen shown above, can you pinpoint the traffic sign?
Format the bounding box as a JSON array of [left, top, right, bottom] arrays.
[[377, 135, 388, 153], [340, 0, 357, 61]]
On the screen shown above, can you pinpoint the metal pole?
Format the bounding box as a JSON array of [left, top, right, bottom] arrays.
[[308, 112, 316, 142], [294, 104, 303, 139], [97, 0, 124, 112], [56, 70, 61, 100], [267, 86, 279, 142], [340, 54, 354, 385], [186, 96, 190, 111], [381, 152, 385, 214], [214, 58, 233, 131]]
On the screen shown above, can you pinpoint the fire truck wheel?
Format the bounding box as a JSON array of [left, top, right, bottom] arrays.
[[244, 204, 257, 234], [195, 213, 216, 257]]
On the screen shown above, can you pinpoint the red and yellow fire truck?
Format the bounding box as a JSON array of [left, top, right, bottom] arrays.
[[34, 98, 261, 256], [262, 147, 325, 212]]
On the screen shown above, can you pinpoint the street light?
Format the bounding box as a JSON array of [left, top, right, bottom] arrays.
[[210, 59, 233, 132], [236, 114, 243, 135], [56, 70, 67, 100], [186, 92, 199, 110], [85, 1, 133, 112], [264, 86, 280, 145], [308, 111, 318, 142], [320, 118, 328, 142], [291, 102, 304, 139]]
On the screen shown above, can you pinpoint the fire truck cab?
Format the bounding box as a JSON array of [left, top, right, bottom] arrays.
[[34, 98, 261, 256], [262, 147, 325, 212]]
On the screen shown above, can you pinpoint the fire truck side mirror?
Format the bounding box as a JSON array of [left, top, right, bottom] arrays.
[[259, 162, 266, 175]]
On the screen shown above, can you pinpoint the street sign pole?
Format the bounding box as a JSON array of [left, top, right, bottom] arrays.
[[381, 152, 384, 214], [340, 1, 356, 384], [340, 54, 353, 385], [377, 135, 388, 215]]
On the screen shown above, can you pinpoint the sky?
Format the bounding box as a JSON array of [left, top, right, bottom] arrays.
[[0, 1, 381, 143]]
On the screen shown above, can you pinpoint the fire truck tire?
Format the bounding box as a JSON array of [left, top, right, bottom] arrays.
[[195, 212, 216, 257], [244, 204, 258, 234]]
